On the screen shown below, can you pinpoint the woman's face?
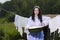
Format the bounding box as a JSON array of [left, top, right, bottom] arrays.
[[34, 8, 39, 16]]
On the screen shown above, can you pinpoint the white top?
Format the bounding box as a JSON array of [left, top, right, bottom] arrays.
[[26, 16, 51, 27], [24, 16, 51, 34]]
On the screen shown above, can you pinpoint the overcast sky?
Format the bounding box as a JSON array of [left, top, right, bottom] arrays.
[[0, 0, 10, 3]]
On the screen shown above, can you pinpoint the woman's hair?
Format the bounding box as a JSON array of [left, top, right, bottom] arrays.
[[32, 6, 42, 22]]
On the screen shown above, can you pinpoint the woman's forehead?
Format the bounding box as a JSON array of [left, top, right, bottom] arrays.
[[34, 8, 39, 10]]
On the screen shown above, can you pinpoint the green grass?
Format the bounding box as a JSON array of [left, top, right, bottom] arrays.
[[0, 22, 17, 34], [0, 22, 21, 40]]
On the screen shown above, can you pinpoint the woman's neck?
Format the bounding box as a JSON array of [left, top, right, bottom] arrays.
[[35, 15, 38, 18]]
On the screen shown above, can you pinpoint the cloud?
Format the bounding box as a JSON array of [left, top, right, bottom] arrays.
[[0, 0, 10, 3]]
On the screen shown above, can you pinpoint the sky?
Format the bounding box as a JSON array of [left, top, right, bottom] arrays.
[[0, 0, 11, 3]]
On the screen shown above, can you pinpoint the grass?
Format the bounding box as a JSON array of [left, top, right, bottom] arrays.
[[0, 22, 17, 34], [0, 22, 21, 40]]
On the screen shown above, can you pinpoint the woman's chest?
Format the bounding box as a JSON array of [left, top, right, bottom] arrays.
[[31, 19, 41, 26]]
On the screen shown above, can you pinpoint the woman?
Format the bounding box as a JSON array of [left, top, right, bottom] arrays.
[[25, 6, 51, 40]]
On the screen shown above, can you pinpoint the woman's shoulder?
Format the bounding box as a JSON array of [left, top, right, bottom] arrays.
[[27, 16, 32, 21]]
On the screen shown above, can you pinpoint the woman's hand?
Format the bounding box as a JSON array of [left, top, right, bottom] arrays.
[[25, 27, 29, 30], [41, 22, 45, 26], [24, 26, 29, 34]]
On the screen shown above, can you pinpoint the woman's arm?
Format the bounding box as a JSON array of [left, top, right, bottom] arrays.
[[24, 17, 32, 34]]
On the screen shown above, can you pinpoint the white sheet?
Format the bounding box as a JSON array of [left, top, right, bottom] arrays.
[[14, 14, 28, 36], [49, 15, 60, 33]]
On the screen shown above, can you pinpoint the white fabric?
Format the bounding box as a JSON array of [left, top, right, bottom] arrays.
[[14, 14, 60, 37], [42, 16, 51, 26], [14, 14, 28, 36], [14, 14, 51, 36], [25, 16, 51, 40], [25, 16, 51, 34], [26, 16, 51, 27], [49, 15, 60, 33]]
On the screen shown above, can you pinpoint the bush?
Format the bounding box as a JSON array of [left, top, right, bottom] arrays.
[[0, 27, 4, 40], [0, 22, 22, 40]]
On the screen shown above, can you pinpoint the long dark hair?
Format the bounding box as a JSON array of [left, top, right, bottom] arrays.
[[32, 6, 42, 22]]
